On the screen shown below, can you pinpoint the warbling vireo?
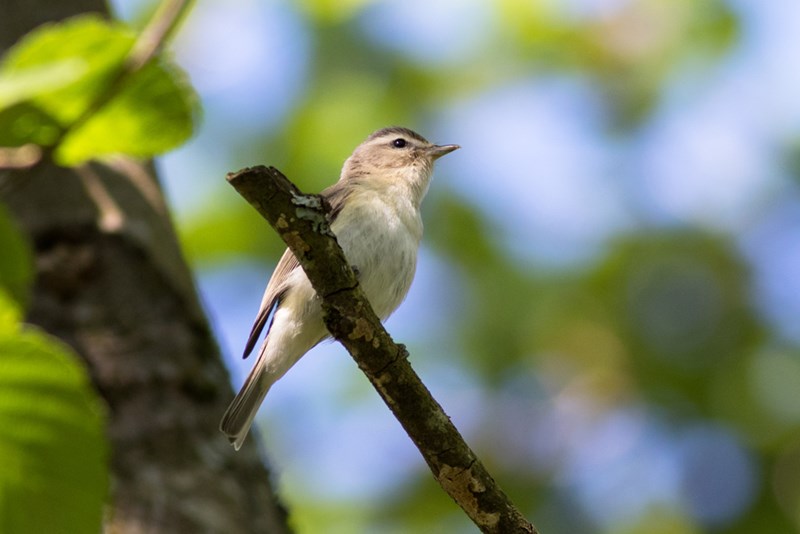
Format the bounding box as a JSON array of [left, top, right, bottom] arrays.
[[220, 126, 459, 449]]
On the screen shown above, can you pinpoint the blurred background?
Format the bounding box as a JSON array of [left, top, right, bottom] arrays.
[[109, 0, 800, 532]]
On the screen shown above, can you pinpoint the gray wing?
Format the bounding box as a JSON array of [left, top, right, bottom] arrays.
[[242, 248, 299, 358], [242, 181, 353, 359]]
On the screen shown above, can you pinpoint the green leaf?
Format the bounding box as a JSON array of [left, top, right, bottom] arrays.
[[0, 103, 61, 148], [0, 14, 198, 164], [0, 292, 22, 335], [0, 59, 87, 109], [0, 15, 134, 124], [0, 309, 108, 534], [56, 57, 198, 165], [0, 204, 33, 310]]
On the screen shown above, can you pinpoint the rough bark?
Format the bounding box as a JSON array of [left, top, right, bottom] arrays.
[[0, 3, 291, 533], [227, 166, 538, 534]]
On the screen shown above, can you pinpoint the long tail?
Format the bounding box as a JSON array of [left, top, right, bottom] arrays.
[[220, 352, 275, 450]]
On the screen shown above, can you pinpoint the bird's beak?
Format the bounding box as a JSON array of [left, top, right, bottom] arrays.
[[427, 144, 460, 160]]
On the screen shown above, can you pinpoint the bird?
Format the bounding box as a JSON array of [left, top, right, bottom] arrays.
[[220, 126, 459, 450]]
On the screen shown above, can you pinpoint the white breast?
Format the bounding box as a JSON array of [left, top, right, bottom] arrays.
[[332, 189, 422, 320]]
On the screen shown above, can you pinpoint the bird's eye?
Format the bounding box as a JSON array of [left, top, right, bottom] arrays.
[[392, 138, 407, 148]]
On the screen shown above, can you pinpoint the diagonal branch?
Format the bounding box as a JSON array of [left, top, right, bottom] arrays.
[[226, 165, 538, 534]]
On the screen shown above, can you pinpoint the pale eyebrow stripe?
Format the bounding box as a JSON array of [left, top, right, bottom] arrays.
[[367, 127, 428, 144]]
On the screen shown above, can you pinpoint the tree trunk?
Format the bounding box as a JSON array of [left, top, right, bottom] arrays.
[[0, 3, 290, 533]]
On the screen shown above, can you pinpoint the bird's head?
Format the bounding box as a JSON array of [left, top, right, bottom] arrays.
[[340, 126, 459, 205]]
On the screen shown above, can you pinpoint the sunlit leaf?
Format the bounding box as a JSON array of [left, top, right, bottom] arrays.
[[0, 310, 108, 534], [0, 59, 87, 109], [0, 15, 134, 124], [56, 58, 198, 165], [0, 14, 198, 164]]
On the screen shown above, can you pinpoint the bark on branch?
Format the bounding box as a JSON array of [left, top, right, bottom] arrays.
[[227, 165, 538, 534]]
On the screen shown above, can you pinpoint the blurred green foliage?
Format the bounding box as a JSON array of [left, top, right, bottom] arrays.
[[0, 14, 197, 165], [0, 204, 32, 310], [496, 0, 738, 127], [0, 208, 108, 534]]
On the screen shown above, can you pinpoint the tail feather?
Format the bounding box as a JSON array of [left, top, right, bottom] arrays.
[[220, 361, 274, 450], [221, 300, 326, 450]]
